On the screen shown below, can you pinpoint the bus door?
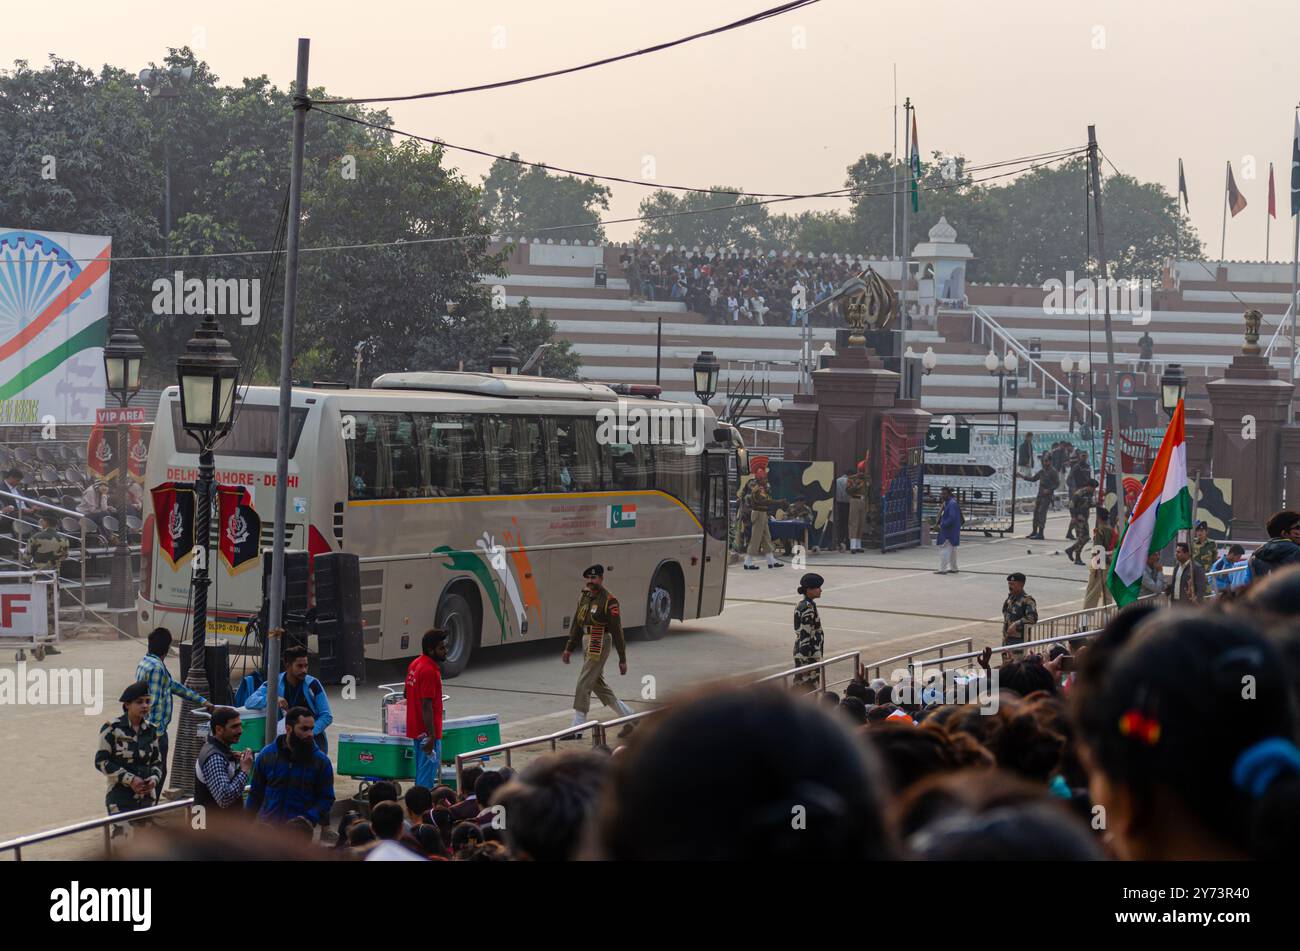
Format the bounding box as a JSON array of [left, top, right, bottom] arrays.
[[698, 447, 730, 617]]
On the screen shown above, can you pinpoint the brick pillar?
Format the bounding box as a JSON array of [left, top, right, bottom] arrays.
[[1282, 425, 1300, 512], [808, 348, 901, 485], [777, 394, 820, 462], [1205, 351, 1295, 537]]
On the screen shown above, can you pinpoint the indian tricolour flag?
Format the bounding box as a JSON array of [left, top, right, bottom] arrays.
[[1106, 400, 1193, 606]]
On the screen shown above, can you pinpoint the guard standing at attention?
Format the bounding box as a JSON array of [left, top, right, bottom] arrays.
[[845, 461, 869, 553], [1001, 572, 1039, 650], [793, 573, 825, 690], [744, 469, 784, 570], [562, 565, 635, 739]]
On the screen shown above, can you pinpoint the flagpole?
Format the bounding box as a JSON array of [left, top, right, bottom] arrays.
[[1266, 162, 1273, 260], [1088, 126, 1128, 542], [899, 97, 911, 399], [1220, 161, 1229, 265], [892, 63, 898, 261], [1292, 108, 1299, 417]]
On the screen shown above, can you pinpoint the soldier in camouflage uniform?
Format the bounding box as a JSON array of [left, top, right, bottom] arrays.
[[1001, 572, 1038, 650], [1017, 457, 1059, 540], [562, 565, 635, 739], [1064, 480, 1099, 565], [743, 472, 784, 569], [1190, 521, 1217, 574], [793, 573, 825, 690], [94, 681, 164, 835], [26, 513, 68, 569]]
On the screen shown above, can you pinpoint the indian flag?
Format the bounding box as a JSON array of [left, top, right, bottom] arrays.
[[1106, 400, 1193, 606]]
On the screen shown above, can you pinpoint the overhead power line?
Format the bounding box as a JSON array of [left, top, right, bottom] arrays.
[[310, 0, 821, 106]]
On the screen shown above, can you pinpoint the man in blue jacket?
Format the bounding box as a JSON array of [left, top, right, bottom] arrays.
[[245, 645, 333, 752], [245, 706, 335, 828], [936, 486, 963, 575]]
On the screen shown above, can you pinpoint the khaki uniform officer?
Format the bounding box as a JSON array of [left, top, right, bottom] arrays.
[[845, 461, 868, 553], [562, 564, 635, 739], [743, 473, 784, 570]]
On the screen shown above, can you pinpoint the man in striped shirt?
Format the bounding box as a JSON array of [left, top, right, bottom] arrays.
[[135, 627, 213, 795]]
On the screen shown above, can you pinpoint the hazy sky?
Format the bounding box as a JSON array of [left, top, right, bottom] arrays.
[[7, 0, 1299, 263]]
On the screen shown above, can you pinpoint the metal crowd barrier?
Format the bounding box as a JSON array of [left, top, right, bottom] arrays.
[[1, 489, 91, 622], [0, 797, 197, 861]]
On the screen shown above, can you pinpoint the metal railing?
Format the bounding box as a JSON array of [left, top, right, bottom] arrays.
[[1024, 593, 1159, 641], [454, 636, 973, 787], [0, 797, 196, 861], [2, 488, 89, 621], [1263, 299, 1295, 362], [970, 306, 1103, 428]]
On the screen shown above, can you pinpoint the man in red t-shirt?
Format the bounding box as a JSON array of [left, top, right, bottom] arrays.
[[405, 629, 447, 789]]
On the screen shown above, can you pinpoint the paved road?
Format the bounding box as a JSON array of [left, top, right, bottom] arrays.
[[0, 513, 1090, 854]]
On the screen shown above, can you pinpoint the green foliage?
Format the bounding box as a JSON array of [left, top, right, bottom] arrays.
[[481, 156, 611, 243], [0, 51, 580, 388], [634, 186, 771, 251]]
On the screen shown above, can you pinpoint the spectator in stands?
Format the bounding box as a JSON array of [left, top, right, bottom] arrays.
[[494, 751, 610, 861], [195, 706, 254, 811], [450, 821, 484, 857], [366, 780, 399, 812], [908, 799, 1104, 860], [1072, 612, 1300, 860], [369, 801, 406, 842], [864, 722, 959, 795], [245, 645, 334, 752], [347, 820, 376, 848], [594, 687, 896, 860], [1248, 510, 1300, 580], [415, 823, 449, 860], [449, 765, 484, 821], [1140, 551, 1165, 597], [78, 481, 112, 518], [404, 785, 433, 831], [1170, 542, 1208, 604], [470, 769, 511, 828], [1210, 544, 1251, 592], [135, 627, 213, 794], [245, 706, 335, 828], [0, 467, 28, 555]]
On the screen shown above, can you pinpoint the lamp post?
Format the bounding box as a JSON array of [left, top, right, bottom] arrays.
[[692, 350, 720, 405], [169, 313, 239, 795], [986, 350, 1019, 446], [1060, 355, 1090, 434], [488, 336, 520, 375], [1159, 362, 1188, 419], [103, 323, 144, 610]]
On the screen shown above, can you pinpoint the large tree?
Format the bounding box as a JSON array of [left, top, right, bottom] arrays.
[[481, 156, 611, 243], [633, 186, 771, 251]]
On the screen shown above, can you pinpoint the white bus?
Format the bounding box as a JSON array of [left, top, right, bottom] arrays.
[[137, 372, 731, 675]]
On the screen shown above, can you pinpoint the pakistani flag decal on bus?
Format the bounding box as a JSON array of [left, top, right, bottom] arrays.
[[608, 504, 637, 529]]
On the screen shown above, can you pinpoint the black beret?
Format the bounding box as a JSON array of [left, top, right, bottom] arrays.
[[1007, 572, 1027, 583], [119, 681, 150, 704], [798, 573, 824, 593], [583, 564, 605, 578]]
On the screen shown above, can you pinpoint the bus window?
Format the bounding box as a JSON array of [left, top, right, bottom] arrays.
[[606, 441, 652, 490], [419, 414, 486, 497], [485, 415, 544, 495], [385, 414, 422, 498], [345, 412, 419, 500], [550, 416, 602, 492], [347, 412, 380, 500], [172, 403, 307, 459], [654, 443, 702, 519]]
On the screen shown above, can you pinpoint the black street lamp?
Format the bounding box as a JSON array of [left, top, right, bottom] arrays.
[[1159, 363, 1188, 418], [103, 322, 145, 611], [488, 336, 520, 375], [138, 65, 193, 255], [1060, 355, 1091, 434], [692, 350, 720, 404], [169, 313, 239, 795]]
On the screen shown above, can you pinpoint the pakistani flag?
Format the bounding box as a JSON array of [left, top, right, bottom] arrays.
[[1106, 400, 1193, 606], [1291, 113, 1300, 218], [909, 110, 921, 213]]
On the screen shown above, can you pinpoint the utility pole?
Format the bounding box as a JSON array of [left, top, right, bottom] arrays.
[[899, 97, 911, 398], [266, 37, 310, 745], [892, 64, 898, 261], [1088, 125, 1128, 540]]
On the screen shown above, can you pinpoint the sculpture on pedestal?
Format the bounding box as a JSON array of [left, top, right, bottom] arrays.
[[1242, 308, 1262, 354], [837, 267, 896, 348]]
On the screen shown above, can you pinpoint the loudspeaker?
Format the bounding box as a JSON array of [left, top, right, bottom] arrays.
[[178, 641, 232, 706], [313, 552, 361, 627], [260, 549, 309, 615]]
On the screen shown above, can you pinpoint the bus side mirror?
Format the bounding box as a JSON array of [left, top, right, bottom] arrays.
[[713, 428, 731, 444]]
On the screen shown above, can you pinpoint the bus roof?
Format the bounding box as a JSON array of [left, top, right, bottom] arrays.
[[372, 371, 618, 401]]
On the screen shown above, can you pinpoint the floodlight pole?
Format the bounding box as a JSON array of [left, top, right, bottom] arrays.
[[266, 37, 310, 743]]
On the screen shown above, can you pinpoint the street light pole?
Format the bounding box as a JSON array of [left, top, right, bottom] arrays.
[[103, 323, 144, 611]]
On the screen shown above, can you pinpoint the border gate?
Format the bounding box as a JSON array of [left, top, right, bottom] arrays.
[[921, 413, 1019, 535], [880, 418, 924, 552]]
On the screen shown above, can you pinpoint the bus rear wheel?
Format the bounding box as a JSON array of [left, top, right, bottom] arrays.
[[635, 569, 674, 641], [436, 592, 476, 678]]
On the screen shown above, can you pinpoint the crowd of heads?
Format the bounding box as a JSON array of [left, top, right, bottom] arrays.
[[115, 556, 1300, 862], [619, 246, 861, 325]]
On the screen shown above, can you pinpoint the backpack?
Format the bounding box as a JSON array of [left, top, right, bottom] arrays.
[[234, 670, 265, 707]]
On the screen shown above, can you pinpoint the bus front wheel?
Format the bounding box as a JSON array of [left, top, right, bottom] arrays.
[[635, 570, 674, 641], [436, 592, 477, 678]]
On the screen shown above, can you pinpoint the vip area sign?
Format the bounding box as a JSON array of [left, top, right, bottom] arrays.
[[0, 229, 110, 426]]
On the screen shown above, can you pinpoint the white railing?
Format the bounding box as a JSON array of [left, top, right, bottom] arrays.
[[970, 306, 1103, 428], [1263, 299, 1295, 359]]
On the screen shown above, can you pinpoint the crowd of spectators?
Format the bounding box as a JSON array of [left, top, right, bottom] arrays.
[[115, 559, 1300, 862], [618, 246, 864, 326]]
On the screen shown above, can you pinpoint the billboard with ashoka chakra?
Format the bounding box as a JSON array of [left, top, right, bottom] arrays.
[[0, 229, 110, 425]]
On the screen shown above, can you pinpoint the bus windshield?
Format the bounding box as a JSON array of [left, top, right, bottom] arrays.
[[170, 403, 309, 459]]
